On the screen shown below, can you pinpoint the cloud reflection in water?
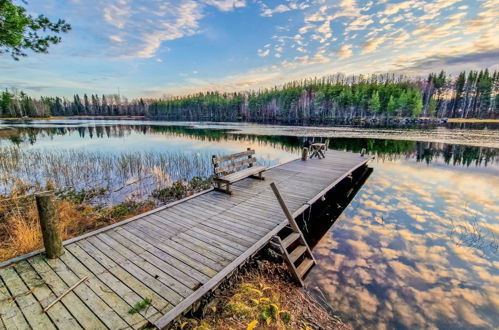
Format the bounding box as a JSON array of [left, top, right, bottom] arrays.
[[307, 159, 499, 329]]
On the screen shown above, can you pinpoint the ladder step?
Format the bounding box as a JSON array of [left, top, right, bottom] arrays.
[[282, 232, 300, 248], [289, 245, 307, 263], [297, 258, 314, 278]]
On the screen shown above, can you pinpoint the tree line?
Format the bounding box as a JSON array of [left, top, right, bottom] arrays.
[[0, 91, 148, 118], [149, 69, 498, 121], [1, 69, 497, 120]]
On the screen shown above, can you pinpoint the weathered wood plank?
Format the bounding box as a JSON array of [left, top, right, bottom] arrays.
[[65, 244, 161, 321], [87, 235, 184, 306], [44, 256, 130, 329], [107, 229, 204, 288], [124, 223, 217, 280], [14, 261, 82, 329], [215, 158, 257, 175], [27, 255, 106, 329], [0, 267, 56, 329], [128, 219, 227, 272], [58, 247, 147, 329], [74, 240, 171, 315], [0, 271, 31, 330], [213, 150, 254, 163]]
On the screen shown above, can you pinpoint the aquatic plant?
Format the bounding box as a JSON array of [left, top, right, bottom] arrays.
[[0, 146, 215, 204]]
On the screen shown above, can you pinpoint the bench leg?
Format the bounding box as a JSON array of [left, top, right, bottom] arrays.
[[250, 172, 265, 180], [226, 182, 232, 194]]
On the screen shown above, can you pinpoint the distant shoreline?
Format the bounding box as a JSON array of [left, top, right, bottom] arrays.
[[1, 116, 498, 124]]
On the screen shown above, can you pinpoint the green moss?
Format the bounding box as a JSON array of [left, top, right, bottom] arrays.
[[128, 298, 152, 314], [225, 301, 252, 319], [279, 311, 292, 324]]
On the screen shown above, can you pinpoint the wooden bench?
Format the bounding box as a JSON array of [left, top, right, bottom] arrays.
[[212, 148, 266, 194]]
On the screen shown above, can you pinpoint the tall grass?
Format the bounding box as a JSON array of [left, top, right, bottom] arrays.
[[0, 191, 155, 261], [0, 146, 215, 203]]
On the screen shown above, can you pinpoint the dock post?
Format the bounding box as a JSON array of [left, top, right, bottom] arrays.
[[35, 192, 64, 258], [301, 147, 309, 161]]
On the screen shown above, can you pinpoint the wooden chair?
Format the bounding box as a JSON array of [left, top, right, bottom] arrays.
[[212, 148, 266, 194]]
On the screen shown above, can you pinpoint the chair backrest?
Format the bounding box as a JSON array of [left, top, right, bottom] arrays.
[[212, 148, 256, 177]]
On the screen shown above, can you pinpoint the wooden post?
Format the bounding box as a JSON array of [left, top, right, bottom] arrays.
[[35, 192, 64, 258], [324, 139, 330, 151], [247, 147, 253, 167], [301, 147, 308, 161], [211, 155, 218, 175]]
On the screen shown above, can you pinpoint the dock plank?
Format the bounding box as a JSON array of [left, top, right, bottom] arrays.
[[14, 261, 82, 329], [0, 267, 56, 329]]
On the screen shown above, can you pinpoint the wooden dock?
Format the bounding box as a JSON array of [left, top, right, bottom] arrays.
[[0, 150, 372, 329]]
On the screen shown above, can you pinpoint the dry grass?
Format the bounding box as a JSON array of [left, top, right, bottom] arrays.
[[181, 261, 350, 330], [447, 118, 499, 123], [0, 127, 18, 138], [0, 192, 154, 262]]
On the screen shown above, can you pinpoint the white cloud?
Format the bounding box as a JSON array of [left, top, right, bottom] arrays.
[[362, 36, 386, 53], [383, 0, 417, 16], [103, 2, 131, 29], [337, 44, 353, 59], [258, 48, 270, 57], [108, 35, 123, 43], [203, 0, 246, 11], [261, 4, 291, 17], [101, 0, 247, 58]]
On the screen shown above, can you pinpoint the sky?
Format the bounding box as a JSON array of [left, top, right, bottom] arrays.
[[1, 0, 498, 98]]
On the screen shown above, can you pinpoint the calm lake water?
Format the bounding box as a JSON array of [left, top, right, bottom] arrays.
[[1, 119, 498, 329]]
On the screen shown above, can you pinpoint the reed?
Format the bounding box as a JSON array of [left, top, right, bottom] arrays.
[[0, 146, 215, 203]]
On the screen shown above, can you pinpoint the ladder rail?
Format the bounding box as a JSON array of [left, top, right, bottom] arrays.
[[270, 182, 316, 263], [270, 182, 316, 285]]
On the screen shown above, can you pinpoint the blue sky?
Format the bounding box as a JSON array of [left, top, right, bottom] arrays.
[[1, 0, 498, 98]]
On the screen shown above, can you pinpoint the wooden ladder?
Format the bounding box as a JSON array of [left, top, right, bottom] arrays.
[[270, 182, 316, 286]]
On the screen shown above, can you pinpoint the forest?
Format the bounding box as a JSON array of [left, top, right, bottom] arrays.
[[1, 69, 497, 121]]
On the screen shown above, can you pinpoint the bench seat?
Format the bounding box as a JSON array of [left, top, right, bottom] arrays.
[[215, 165, 266, 183], [212, 149, 266, 194]]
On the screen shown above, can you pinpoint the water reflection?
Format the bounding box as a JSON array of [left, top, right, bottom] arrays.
[[306, 160, 499, 329], [1, 124, 497, 167]]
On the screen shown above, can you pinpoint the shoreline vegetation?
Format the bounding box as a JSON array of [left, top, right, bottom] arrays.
[[0, 178, 211, 262], [177, 260, 349, 330], [1, 70, 497, 121], [2, 115, 499, 124]]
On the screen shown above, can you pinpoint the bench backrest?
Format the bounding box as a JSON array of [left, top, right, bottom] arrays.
[[212, 148, 256, 176]]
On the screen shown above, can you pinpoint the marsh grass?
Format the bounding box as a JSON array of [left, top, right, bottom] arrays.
[[0, 146, 215, 204]]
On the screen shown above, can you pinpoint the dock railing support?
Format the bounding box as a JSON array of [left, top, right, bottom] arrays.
[[301, 147, 309, 161], [35, 192, 64, 258]]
